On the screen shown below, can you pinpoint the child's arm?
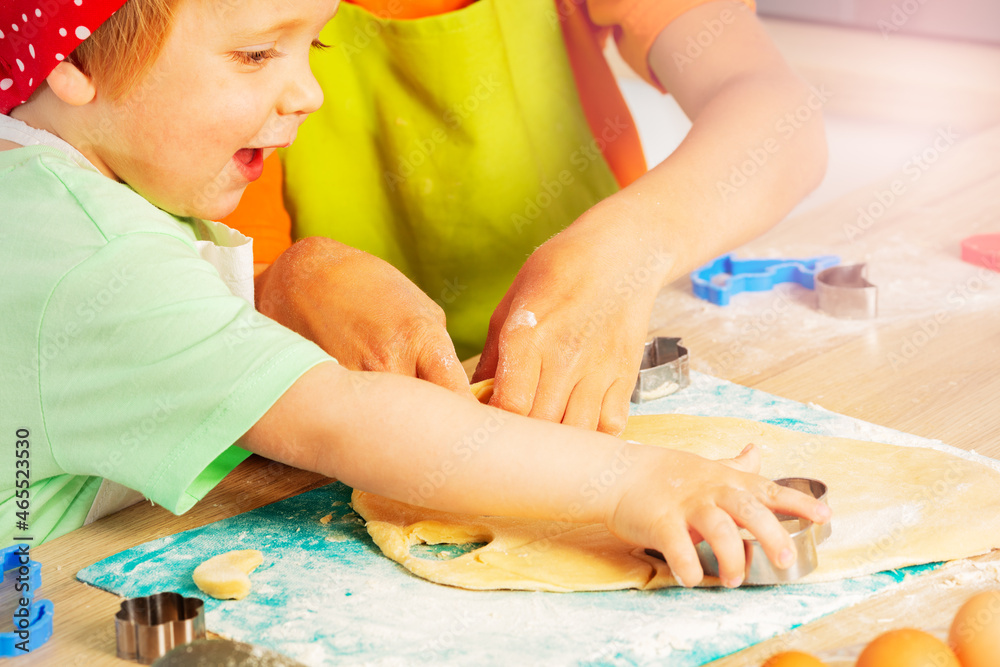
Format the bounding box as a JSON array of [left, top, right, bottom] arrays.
[[241, 362, 831, 588]]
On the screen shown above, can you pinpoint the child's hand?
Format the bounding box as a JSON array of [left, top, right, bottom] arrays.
[[607, 443, 832, 588], [256, 237, 472, 394]]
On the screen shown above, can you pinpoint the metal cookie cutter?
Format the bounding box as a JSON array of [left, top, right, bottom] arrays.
[[0, 545, 54, 656], [631, 337, 690, 403], [816, 264, 877, 319], [696, 477, 831, 585], [691, 253, 841, 306], [116, 592, 206, 664]]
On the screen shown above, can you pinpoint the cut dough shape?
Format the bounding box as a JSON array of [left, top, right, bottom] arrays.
[[352, 381, 1000, 591], [193, 549, 264, 600]]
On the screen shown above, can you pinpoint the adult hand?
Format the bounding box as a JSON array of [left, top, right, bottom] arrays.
[[472, 0, 830, 434], [256, 236, 471, 394], [472, 209, 672, 434]]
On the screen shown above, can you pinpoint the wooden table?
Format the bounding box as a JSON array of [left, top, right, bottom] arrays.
[[16, 127, 1000, 666], [697, 120, 1000, 664]]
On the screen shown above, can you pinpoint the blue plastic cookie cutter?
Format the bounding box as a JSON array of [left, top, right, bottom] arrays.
[[1, 544, 54, 656], [690, 253, 841, 306]]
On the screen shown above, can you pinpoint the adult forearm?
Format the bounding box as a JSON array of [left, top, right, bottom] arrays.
[[602, 71, 827, 285]]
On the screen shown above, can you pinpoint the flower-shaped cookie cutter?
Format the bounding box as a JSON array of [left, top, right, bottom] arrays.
[[115, 591, 206, 664]]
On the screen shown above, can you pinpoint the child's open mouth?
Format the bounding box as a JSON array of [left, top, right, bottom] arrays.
[[232, 147, 264, 182]]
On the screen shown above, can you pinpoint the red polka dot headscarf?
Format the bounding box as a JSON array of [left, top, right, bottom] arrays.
[[0, 0, 127, 114]]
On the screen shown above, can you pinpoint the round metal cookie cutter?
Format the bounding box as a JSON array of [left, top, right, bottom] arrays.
[[696, 477, 831, 585]]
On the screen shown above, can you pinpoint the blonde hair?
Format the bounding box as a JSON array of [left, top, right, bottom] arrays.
[[67, 0, 180, 101]]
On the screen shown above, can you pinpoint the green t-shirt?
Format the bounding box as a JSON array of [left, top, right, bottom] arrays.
[[0, 146, 332, 546]]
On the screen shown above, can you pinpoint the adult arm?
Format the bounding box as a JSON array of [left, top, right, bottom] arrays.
[[225, 154, 470, 394], [254, 236, 472, 394], [473, 1, 827, 432]]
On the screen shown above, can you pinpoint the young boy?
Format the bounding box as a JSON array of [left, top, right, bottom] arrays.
[[0, 0, 828, 589]]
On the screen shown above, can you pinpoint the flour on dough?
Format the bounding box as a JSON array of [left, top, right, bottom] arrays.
[[352, 385, 1000, 591]]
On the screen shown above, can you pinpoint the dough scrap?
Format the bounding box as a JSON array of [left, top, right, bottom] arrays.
[[193, 549, 264, 600], [352, 389, 1000, 591]]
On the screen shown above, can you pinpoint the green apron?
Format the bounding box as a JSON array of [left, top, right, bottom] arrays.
[[283, 0, 621, 358]]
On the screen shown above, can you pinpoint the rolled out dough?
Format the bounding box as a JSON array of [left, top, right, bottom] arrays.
[[352, 384, 1000, 592]]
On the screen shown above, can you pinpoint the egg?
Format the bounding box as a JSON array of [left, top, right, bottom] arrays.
[[949, 589, 1000, 667], [856, 628, 960, 667], [761, 650, 827, 666]]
